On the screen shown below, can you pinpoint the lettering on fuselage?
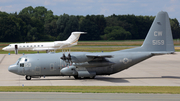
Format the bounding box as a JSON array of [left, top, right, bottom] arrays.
[[152, 31, 164, 45], [24, 63, 31, 67], [120, 58, 132, 64]]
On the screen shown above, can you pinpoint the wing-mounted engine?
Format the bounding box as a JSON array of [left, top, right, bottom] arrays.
[[60, 52, 93, 63], [60, 66, 78, 76], [60, 65, 96, 78]]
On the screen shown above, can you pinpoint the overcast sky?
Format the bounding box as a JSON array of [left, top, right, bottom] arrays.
[[0, 0, 180, 21]]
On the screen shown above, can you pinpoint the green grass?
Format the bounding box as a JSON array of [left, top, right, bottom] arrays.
[[0, 86, 180, 94]]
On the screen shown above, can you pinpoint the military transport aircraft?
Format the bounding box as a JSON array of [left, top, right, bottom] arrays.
[[8, 11, 175, 80], [2, 32, 85, 54]]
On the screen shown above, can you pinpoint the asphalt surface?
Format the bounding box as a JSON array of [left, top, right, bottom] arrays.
[[0, 92, 180, 101], [0, 52, 180, 86]]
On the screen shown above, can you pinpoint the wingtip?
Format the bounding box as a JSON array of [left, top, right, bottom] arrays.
[[72, 32, 87, 34], [82, 32, 87, 34]]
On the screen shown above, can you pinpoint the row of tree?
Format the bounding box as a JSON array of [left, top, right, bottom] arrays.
[[0, 6, 180, 42]]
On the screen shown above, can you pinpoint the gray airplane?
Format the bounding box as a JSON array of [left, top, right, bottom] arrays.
[[8, 11, 175, 80]]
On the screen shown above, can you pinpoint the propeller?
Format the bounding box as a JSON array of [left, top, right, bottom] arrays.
[[60, 53, 66, 60], [67, 53, 72, 63], [60, 50, 72, 65], [67, 49, 72, 65], [60, 50, 67, 60]]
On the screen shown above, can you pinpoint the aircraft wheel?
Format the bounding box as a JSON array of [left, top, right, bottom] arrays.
[[25, 75, 31, 80], [74, 75, 80, 79], [90, 76, 95, 79]]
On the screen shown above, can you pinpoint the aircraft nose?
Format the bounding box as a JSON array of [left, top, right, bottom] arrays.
[[8, 65, 18, 74], [2, 47, 6, 50]]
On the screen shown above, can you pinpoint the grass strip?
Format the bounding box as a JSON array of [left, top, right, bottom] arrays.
[[0, 86, 180, 94]]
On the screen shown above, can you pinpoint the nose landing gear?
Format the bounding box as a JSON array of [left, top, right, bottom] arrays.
[[25, 75, 31, 80]]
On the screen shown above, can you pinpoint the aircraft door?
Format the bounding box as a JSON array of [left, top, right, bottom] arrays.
[[19, 62, 25, 75], [34, 59, 41, 75], [15, 45, 18, 54]]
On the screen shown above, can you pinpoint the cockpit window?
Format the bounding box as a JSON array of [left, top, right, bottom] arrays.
[[17, 57, 28, 66], [17, 58, 21, 65], [19, 58, 25, 63], [20, 63, 24, 67], [19, 57, 27, 67], [9, 45, 11, 47]]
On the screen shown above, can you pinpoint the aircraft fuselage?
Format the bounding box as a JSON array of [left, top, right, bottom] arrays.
[[9, 52, 152, 79]]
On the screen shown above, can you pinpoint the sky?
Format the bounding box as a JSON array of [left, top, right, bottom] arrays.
[[0, 0, 180, 22]]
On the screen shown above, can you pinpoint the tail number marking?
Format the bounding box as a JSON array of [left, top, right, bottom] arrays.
[[152, 40, 164, 45]]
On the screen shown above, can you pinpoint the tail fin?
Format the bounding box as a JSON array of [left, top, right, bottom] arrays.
[[65, 32, 86, 45], [141, 11, 174, 53], [122, 11, 175, 54]]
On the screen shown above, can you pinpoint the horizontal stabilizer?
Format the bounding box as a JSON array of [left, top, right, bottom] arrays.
[[151, 51, 175, 55]]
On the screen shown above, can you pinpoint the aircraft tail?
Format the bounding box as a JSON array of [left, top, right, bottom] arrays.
[[65, 32, 86, 45], [122, 11, 175, 54]]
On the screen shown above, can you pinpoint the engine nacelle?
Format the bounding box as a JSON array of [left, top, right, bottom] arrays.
[[77, 71, 96, 78], [60, 66, 78, 76]]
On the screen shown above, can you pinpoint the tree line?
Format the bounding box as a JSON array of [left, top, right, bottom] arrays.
[[0, 6, 180, 42]]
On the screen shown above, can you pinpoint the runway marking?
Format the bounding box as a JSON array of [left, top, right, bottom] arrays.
[[0, 55, 6, 64]]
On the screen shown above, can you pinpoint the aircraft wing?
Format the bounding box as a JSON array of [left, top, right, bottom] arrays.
[[86, 53, 113, 58]]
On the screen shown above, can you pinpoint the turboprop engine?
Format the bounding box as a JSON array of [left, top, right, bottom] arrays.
[[60, 66, 96, 78], [60, 66, 77, 76]]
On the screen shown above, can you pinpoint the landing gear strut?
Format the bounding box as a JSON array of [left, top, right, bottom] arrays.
[[25, 75, 31, 80], [74, 75, 80, 79], [74, 75, 96, 79]]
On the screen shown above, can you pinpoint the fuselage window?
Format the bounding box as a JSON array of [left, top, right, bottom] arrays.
[[30, 45, 32, 47], [23, 46, 25, 47], [20, 63, 24, 67], [34, 45, 36, 47], [38, 45, 40, 47], [27, 45, 29, 47], [41, 45, 43, 47], [25, 59, 27, 62], [19, 46, 21, 47]]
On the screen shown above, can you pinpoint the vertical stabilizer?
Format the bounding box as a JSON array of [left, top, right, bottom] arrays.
[[65, 32, 86, 45], [141, 11, 174, 52], [122, 11, 175, 54]]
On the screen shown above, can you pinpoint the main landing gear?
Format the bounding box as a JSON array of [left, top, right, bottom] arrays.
[[74, 75, 95, 79], [25, 75, 31, 80]]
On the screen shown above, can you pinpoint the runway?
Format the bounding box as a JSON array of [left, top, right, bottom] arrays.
[[0, 52, 180, 86], [0, 92, 180, 101]]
